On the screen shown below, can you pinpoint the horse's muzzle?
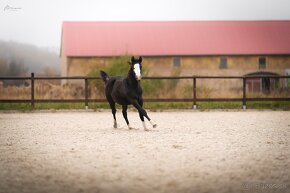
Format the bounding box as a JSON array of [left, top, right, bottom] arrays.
[[136, 75, 142, 80]]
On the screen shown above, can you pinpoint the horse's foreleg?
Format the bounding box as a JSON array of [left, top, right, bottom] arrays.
[[131, 100, 157, 130], [138, 99, 157, 128], [136, 99, 147, 130], [109, 101, 118, 128], [138, 109, 148, 131]]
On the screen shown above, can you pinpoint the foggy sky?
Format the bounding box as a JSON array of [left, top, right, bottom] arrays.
[[0, 0, 290, 51]]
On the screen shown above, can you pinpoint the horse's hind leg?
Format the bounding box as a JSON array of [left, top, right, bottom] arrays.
[[122, 105, 133, 130], [109, 101, 118, 128]]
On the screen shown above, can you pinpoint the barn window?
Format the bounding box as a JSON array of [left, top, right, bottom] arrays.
[[259, 56, 266, 69], [219, 57, 227, 69], [173, 57, 181, 67]]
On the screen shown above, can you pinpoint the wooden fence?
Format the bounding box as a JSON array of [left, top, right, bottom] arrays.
[[0, 73, 290, 109]]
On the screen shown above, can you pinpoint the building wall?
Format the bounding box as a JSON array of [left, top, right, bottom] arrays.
[[67, 57, 112, 76], [60, 38, 68, 84], [62, 55, 290, 95], [64, 55, 290, 77], [182, 55, 290, 76]]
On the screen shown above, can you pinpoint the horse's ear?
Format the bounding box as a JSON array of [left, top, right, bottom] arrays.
[[139, 56, 142, 63], [128, 61, 131, 65], [131, 56, 135, 63]]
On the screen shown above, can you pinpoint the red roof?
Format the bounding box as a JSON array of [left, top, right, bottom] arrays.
[[62, 21, 290, 56]]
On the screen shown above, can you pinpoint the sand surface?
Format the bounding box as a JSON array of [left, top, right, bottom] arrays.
[[0, 111, 289, 193]]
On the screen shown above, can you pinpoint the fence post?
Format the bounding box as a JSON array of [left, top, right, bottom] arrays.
[[242, 77, 246, 110], [193, 77, 197, 109], [31, 72, 35, 109], [85, 78, 88, 110]]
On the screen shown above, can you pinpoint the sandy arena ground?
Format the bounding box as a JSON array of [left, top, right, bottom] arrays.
[[0, 110, 289, 193]]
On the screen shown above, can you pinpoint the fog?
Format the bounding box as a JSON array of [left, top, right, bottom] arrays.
[[0, 41, 60, 77], [0, 0, 290, 49]]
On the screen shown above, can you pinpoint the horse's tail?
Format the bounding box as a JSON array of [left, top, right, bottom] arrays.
[[100, 70, 109, 83]]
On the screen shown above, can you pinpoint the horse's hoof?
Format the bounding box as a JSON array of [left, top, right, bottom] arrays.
[[149, 121, 157, 128], [129, 127, 139, 130], [144, 128, 150, 131], [127, 124, 134, 130]]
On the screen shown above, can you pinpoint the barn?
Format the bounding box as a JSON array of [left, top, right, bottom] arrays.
[[60, 21, 290, 93]]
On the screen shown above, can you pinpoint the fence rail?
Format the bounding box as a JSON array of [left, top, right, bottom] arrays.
[[0, 73, 290, 109]]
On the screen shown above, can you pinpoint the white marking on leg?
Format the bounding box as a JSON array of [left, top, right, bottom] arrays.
[[149, 120, 157, 128], [114, 120, 118, 128], [142, 121, 149, 131], [128, 124, 133, 130]]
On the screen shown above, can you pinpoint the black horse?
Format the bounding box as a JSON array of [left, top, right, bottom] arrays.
[[100, 56, 157, 131]]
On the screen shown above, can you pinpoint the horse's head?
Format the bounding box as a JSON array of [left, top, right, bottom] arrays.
[[130, 56, 143, 81]]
